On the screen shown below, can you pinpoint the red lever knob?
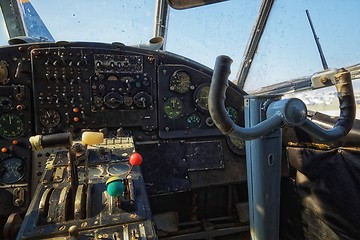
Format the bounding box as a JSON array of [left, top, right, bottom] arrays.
[[129, 152, 143, 166]]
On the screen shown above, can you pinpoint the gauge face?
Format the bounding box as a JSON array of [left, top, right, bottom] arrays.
[[0, 157, 26, 184], [104, 92, 124, 109], [39, 109, 61, 128], [0, 113, 25, 138], [133, 91, 152, 108], [227, 137, 246, 155], [107, 162, 130, 176], [194, 84, 210, 112], [226, 107, 238, 122], [169, 70, 192, 94], [164, 97, 183, 119], [187, 113, 201, 128]]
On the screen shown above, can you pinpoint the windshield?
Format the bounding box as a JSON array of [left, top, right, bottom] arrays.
[[0, 0, 359, 114], [0, 10, 8, 45], [166, 1, 261, 81], [0, 0, 261, 82], [30, 0, 156, 45], [244, 0, 360, 92]]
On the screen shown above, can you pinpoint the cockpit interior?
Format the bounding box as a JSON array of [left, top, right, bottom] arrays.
[[0, 0, 359, 239]]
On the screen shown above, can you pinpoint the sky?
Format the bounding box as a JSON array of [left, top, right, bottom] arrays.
[[245, 0, 360, 91]]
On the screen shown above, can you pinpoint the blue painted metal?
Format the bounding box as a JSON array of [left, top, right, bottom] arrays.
[[19, 0, 54, 41], [244, 96, 282, 240]]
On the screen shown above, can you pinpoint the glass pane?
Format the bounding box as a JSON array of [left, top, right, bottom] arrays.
[[0, 9, 9, 45], [244, 0, 360, 92], [166, 0, 261, 81], [30, 0, 155, 45], [285, 79, 360, 119]]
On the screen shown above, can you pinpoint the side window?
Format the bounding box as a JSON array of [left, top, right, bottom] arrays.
[[284, 79, 360, 120], [0, 9, 9, 45]]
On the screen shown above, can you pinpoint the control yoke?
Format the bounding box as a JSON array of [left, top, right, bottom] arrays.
[[209, 55, 356, 240], [208, 55, 356, 141]]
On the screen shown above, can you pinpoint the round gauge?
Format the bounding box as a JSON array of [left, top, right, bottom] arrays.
[[226, 137, 246, 155], [194, 84, 210, 112], [0, 157, 26, 184], [104, 92, 124, 109], [164, 97, 183, 119], [0, 113, 25, 139], [133, 91, 152, 108], [107, 162, 130, 176], [187, 113, 201, 128], [39, 109, 61, 128], [226, 107, 238, 122], [169, 70, 192, 94]]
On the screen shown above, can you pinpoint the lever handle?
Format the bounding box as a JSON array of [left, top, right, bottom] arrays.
[[208, 55, 283, 140]]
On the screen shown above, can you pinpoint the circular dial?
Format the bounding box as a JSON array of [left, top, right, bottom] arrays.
[[187, 113, 201, 128], [226, 107, 238, 122], [133, 91, 152, 108], [0, 157, 26, 184], [39, 109, 61, 128], [0, 113, 25, 138], [104, 92, 124, 109], [169, 70, 192, 94], [226, 137, 246, 155], [164, 97, 183, 119], [107, 162, 130, 176], [194, 84, 210, 112]]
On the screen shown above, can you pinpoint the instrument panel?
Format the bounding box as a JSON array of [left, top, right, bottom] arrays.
[[158, 64, 244, 138], [0, 42, 246, 225], [31, 47, 157, 134]]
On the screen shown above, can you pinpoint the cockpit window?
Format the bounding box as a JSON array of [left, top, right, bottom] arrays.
[[244, 0, 360, 92], [166, 0, 262, 81], [0, 9, 8, 45], [285, 80, 360, 119], [30, 0, 156, 45]]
